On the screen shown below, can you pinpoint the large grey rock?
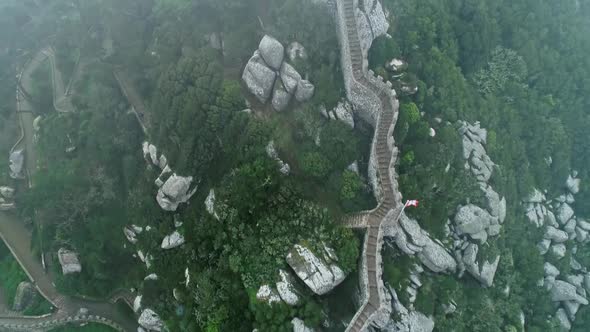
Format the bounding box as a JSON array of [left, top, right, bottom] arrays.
[[417, 239, 457, 274], [550, 280, 589, 304], [454, 204, 495, 236], [242, 51, 277, 103], [256, 284, 281, 304], [160, 230, 185, 249], [286, 244, 346, 295], [295, 80, 315, 102], [564, 300, 580, 321], [557, 203, 575, 224], [258, 35, 284, 70], [291, 317, 314, 332], [276, 270, 301, 306], [9, 149, 24, 179], [466, 256, 500, 287], [551, 244, 567, 259], [382, 310, 434, 332], [156, 174, 197, 211], [279, 62, 301, 94], [271, 80, 292, 112], [205, 189, 219, 220], [462, 244, 478, 266], [400, 215, 429, 247], [544, 262, 560, 277], [566, 175, 581, 194], [578, 219, 590, 231], [556, 308, 571, 331], [13, 281, 35, 311], [524, 189, 546, 203], [57, 248, 81, 275], [565, 219, 577, 234], [138, 308, 164, 332], [333, 100, 355, 128], [544, 226, 569, 243], [0, 186, 15, 199]]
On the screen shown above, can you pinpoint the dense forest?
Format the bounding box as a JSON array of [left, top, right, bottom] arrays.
[[0, 0, 588, 331]]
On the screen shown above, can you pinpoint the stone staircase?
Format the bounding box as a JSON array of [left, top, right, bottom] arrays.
[[335, 0, 403, 331]]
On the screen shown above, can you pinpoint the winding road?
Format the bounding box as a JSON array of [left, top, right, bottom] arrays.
[[336, 0, 403, 331], [0, 47, 139, 331]]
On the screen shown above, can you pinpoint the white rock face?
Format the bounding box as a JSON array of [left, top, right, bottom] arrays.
[[333, 100, 355, 128], [544, 262, 560, 277], [544, 226, 569, 243], [295, 79, 315, 102], [271, 81, 292, 112], [57, 248, 82, 275], [256, 285, 281, 304], [356, 0, 389, 52], [156, 174, 197, 211], [550, 280, 589, 304], [566, 174, 581, 194], [9, 149, 25, 179], [266, 140, 290, 175], [551, 244, 567, 259], [556, 308, 571, 331], [0, 187, 15, 199], [280, 62, 301, 94], [459, 121, 494, 182], [291, 317, 314, 332], [258, 35, 284, 70], [557, 203, 575, 224], [242, 51, 277, 103], [138, 309, 164, 332], [454, 204, 496, 236], [383, 287, 434, 332], [133, 295, 142, 313], [465, 256, 501, 287], [124, 226, 139, 244], [387, 214, 456, 273], [286, 244, 346, 295], [276, 270, 300, 305], [205, 189, 219, 220], [160, 230, 185, 249]]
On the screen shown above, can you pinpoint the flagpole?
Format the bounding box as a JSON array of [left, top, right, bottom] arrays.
[[396, 201, 408, 223]]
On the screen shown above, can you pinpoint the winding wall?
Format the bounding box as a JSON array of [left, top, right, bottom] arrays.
[[335, 0, 404, 331]]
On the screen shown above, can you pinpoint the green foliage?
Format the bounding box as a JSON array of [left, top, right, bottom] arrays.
[[300, 152, 331, 179], [49, 323, 117, 332], [340, 170, 363, 201], [473, 47, 527, 95]]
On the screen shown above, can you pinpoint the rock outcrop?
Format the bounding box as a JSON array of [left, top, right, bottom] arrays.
[[9, 149, 25, 179], [13, 281, 35, 311], [160, 230, 185, 249], [356, 0, 390, 52], [243, 35, 314, 110], [243, 51, 277, 103], [156, 174, 197, 211], [276, 269, 301, 305], [286, 244, 346, 295], [0, 187, 15, 199], [385, 214, 456, 274], [266, 140, 290, 175], [383, 286, 434, 332], [57, 248, 81, 275], [256, 284, 282, 304], [138, 308, 164, 332], [292, 317, 314, 332]]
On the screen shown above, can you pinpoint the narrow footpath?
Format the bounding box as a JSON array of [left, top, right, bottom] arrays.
[[0, 48, 138, 331]]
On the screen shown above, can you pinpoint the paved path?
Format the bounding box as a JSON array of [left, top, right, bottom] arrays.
[[0, 48, 139, 331], [113, 69, 149, 135], [336, 0, 403, 331]]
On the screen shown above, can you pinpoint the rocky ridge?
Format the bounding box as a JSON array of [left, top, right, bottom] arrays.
[[524, 172, 587, 330]]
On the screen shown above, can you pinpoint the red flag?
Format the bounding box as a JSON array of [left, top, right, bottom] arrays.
[[405, 200, 419, 208]]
